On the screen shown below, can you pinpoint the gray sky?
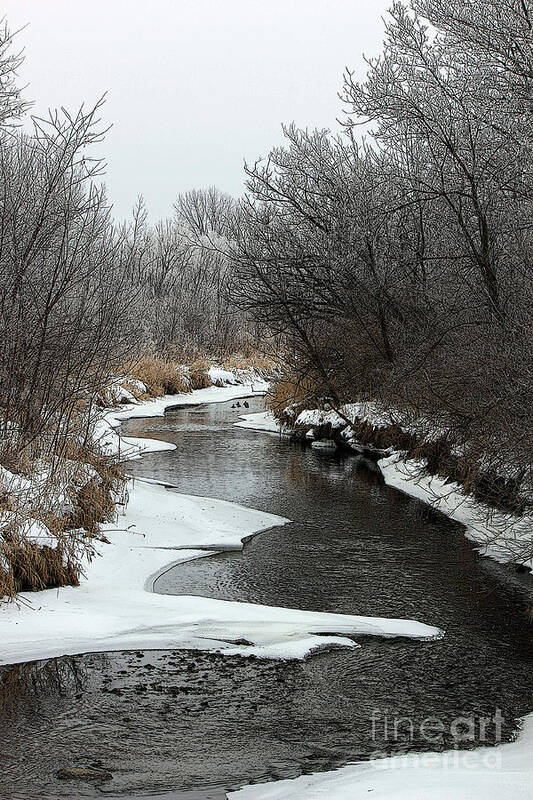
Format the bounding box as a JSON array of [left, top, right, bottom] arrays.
[[3, 0, 389, 221]]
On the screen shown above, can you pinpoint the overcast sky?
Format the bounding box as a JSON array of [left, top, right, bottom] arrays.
[[3, 0, 389, 221]]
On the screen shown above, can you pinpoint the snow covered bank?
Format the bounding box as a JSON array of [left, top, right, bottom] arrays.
[[227, 715, 533, 800], [235, 410, 286, 434], [0, 477, 440, 666], [0, 380, 440, 665], [380, 454, 533, 569]]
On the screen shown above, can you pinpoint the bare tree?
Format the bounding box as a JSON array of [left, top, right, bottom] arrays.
[[227, 0, 533, 521], [0, 21, 28, 127]]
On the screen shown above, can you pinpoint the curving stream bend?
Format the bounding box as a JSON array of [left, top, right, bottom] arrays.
[[1, 394, 533, 800]]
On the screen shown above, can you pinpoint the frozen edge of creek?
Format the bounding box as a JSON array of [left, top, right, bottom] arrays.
[[0, 382, 440, 667]]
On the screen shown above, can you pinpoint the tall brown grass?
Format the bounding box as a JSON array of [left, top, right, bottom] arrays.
[[267, 371, 323, 421], [0, 539, 79, 597], [222, 352, 277, 377], [127, 354, 192, 397], [188, 358, 211, 390], [0, 438, 127, 599]]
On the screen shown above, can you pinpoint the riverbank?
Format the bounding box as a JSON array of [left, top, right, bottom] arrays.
[[2, 388, 532, 800], [237, 409, 533, 573], [0, 384, 441, 667], [0, 362, 273, 599]]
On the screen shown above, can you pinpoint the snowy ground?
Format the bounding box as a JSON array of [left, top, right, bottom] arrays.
[[235, 410, 287, 434], [228, 716, 533, 800], [0, 382, 440, 666]]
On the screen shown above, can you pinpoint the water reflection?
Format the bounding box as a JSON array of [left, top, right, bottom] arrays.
[[0, 656, 85, 711]]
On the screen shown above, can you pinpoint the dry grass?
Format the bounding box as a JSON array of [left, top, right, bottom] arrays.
[[123, 353, 213, 394], [0, 437, 127, 599], [222, 352, 277, 377], [121, 348, 275, 398], [69, 478, 115, 534], [0, 538, 79, 598], [188, 357, 211, 390], [67, 465, 124, 535], [118, 379, 149, 403], [60, 442, 127, 534], [126, 354, 193, 396]]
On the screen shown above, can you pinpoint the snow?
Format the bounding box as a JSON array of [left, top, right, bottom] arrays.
[[0, 477, 440, 666], [208, 366, 271, 389], [60, 459, 100, 489], [311, 438, 337, 450], [208, 366, 240, 386], [235, 411, 286, 434], [110, 385, 136, 404], [0, 459, 96, 519], [123, 378, 147, 394], [295, 408, 330, 428], [293, 402, 401, 433], [0, 512, 57, 548], [100, 381, 137, 406], [92, 413, 177, 461], [0, 380, 441, 666], [227, 715, 533, 800], [0, 465, 33, 494]]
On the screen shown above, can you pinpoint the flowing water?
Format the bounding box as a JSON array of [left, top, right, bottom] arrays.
[[1, 395, 533, 799]]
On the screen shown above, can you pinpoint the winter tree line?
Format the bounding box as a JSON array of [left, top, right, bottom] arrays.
[[0, 22, 252, 593], [212, 0, 532, 510], [0, 24, 247, 468]]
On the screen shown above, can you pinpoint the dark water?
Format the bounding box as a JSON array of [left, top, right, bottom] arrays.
[[1, 395, 533, 799]]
